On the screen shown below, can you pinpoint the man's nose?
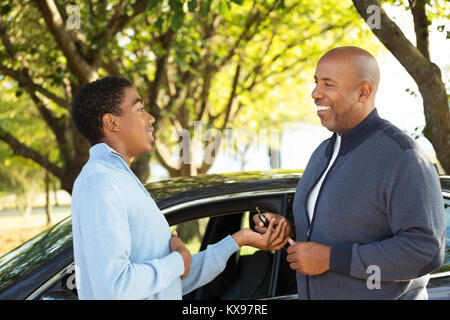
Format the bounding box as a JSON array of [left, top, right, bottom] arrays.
[[311, 85, 323, 100]]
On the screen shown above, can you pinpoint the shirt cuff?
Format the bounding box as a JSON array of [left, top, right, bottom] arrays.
[[215, 235, 240, 260], [329, 243, 353, 275]]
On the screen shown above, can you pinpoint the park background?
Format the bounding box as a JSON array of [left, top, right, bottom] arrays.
[[0, 0, 448, 256]]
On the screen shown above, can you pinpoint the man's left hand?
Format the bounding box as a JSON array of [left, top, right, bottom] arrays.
[[286, 240, 331, 276]]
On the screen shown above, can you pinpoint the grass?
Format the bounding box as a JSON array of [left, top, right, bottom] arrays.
[[0, 205, 71, 257]]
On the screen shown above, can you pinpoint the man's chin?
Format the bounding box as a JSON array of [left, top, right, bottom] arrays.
[[320, 119, 335, 132]]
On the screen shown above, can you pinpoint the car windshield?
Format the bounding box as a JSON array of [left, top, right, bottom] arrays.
[[0, 217, 73, 294]]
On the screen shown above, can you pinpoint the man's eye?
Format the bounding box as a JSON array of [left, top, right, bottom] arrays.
[[325, 82, 333, 87]]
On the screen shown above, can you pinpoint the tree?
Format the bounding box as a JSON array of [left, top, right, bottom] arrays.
[[0, 80, 53, 220], [352, 0, 450, 173], [0, 158, 44, 220], [0, 0, 378, 195], [115, 0, 372, 178]]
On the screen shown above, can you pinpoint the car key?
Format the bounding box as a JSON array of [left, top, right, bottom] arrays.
[[255, 207, 288, 253], [256, 207, 270, 228]]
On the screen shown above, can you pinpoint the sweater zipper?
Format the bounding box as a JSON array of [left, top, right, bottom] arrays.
[[303, 148, 341, 300], [307, 155, 339, 240]]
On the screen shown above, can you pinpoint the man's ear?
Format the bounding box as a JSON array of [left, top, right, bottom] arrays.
[[358, 81, 373, 103], [102, 113, 120, 133]]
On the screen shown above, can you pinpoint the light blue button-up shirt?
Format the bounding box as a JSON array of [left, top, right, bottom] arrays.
[[71, 143, 239, 299]]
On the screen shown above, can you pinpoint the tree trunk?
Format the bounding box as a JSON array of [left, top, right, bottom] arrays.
[[352, 0, 450, 173], [59, 125, 91, 194], [53, 181, 59, 207], [16, 197, 32, 221], [45, 169, 52, 225], [418, 64, 449, 173]]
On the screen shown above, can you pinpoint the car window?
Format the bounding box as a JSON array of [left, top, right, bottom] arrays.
[[182, 210, 276, 300], [177, 194, 287, 300], [427, 197, 450, 299], [0, 217, 73, 299], [431, 197, 450, 275], [172, 217, 210, 255]]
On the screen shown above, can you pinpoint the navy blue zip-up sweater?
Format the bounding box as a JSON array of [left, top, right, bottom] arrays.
[[292, 108, 445, 299]]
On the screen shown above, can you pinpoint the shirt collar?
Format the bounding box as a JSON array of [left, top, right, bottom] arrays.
[[326, 108, 384, 157], [89, 143, 128, 169], [89, 143, 153, 198]]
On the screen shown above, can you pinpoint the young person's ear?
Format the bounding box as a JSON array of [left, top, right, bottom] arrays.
[[102, 113, 120, 133]]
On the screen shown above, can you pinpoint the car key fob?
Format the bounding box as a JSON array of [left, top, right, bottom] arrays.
[[256, 207, 270, 228]]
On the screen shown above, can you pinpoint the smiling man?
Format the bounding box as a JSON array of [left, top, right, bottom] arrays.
[[313, 47, 380, 136], [254, 47, 445, 299], [71, 76, 287, 299]]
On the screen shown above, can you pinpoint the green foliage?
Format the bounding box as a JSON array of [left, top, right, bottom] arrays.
[[0, 0, 385, 183], [0, 83, 54, 202]]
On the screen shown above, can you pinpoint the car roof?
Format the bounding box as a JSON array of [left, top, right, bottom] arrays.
[[146, 170, 303, 210], [146, 170, 303, 200]]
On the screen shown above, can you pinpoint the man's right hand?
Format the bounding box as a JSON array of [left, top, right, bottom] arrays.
[[252, 212, 294, 242], [170, 231, 192, 280]]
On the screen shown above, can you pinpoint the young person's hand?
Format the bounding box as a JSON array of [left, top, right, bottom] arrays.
[[170, 231, 192, 280], [232, 218, 289, 251], [252, 212, 294, 240]]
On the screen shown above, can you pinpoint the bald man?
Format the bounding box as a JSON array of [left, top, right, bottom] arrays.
[[254, 46, 445, 299]]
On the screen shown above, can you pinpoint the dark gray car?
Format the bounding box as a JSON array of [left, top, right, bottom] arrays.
[[0, 170, 448, 300]]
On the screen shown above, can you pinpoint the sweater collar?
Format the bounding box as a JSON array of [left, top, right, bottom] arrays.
[[89, 143, 128, 169], [89, 142, 153, 197], [327, 108, 384, 157]]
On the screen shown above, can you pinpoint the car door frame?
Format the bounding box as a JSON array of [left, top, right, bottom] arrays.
[[163, 188, 296, 300], [427, 192, 450, 300]]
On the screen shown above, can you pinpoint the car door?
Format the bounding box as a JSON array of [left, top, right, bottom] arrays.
[[427, 195, 450, 300], [162, 191, 296, 300]]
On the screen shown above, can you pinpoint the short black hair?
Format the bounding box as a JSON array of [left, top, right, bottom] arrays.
[[72, 76, 133, 145]]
